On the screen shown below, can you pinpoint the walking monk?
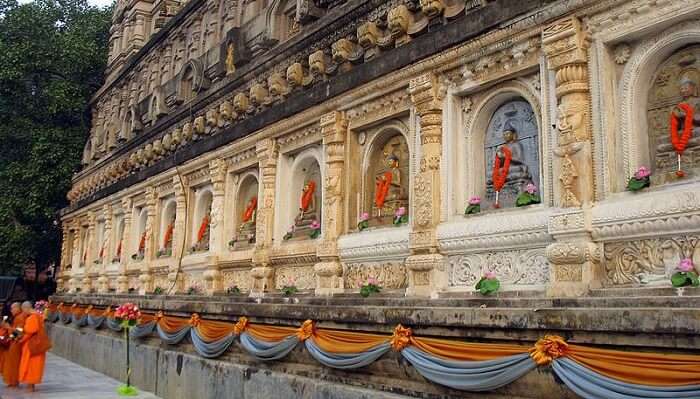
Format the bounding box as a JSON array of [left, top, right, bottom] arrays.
[[19, 301, 49, 392], [2, 302, 27, 387]]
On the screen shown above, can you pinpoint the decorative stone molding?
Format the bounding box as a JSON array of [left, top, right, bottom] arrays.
[[338, 227, 410, 263], [343, 261, 408, 290], [447, 248, 549, 289]]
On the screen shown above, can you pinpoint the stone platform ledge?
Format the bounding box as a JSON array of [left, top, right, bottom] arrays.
[[47, 322, 576, 399], [52, 288, 700, 351]]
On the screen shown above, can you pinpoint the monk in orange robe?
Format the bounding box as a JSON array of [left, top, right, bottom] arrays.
[[19, 301, 48, 391], [2, 302, 27, 387]]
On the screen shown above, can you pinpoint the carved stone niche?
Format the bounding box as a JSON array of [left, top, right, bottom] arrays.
[[176, 59, 210, 104], [647, 45, 700, 183], [231, 172, 259, 251], [284, 152, 322, 241], [482, 99, 540, 209], [220, 28, 251, 76], [364, 129, 410, 227]]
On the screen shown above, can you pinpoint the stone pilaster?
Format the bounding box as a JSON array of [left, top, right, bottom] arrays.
[[117, 197, 133, 294], [406, 73, 447, 298], [203, 159, 226, 295], [83, 211, 97, 293], [97, 204, 112, 293], [137, 187, 157, 294], [542, 17, 601, 296], [250, 138, 278, 295], [168, 176, 187, 294], [314, 111, 348, 296], [70, 220, 81, 271]]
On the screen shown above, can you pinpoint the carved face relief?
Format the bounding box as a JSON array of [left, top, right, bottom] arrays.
[[556, 102, 586, 144], [267, 73, 288, 97], [219, 100, 233, 121], [419, 0, 444, 18], [332, 39, 352, 63], [388, 5, 410, 38], [193, 116, 205, 134], [233, 93, 249, 112], [249, 83, 268, 105], [309, 50, 326, 76], [205, 109, 218, 127], [679, 78, 698, 99], [286, 63, 304, 87], [182, 122, 193, 140], [357, 22, 379, 49]]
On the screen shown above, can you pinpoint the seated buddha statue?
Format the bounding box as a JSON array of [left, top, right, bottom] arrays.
[[372, 153, 408, 223], [160, 217, 175, 256], [665, 74, 700, 175], [192, 206, 211, 252], [233, 196, 257, 249], [291, 180, 319, 239], [487, 124, 533, 207]]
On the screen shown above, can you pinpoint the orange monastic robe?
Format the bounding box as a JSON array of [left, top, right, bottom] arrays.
[[3, 312, 27, 386], [19, 313, 47, 385]]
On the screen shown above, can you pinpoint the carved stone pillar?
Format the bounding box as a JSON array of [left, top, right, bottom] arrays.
[[83, 212, 96, 293], [542, 17, 601, 296], [138, 187, 157, 294], [97, 205, 112, 293], [250, 138, 278, 295], [406, 73, 447, 298], [117, 197, 132, 294], [166, 177, 187, 294], [70, 220, 81, 271], [314, 111, 348, 296], [203, 159, 226, 295]]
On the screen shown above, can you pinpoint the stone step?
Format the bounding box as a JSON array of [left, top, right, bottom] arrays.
[[589, 286, 700, 297]]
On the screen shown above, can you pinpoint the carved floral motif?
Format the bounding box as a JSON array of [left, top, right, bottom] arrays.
[[343, 262, 407, 289], [447, 249, 549, 287]]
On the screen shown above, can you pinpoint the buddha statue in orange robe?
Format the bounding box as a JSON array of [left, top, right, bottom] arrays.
[[233, 196, 257, 248], [372, 153, 407, 220], [289, 180, 319, 239]]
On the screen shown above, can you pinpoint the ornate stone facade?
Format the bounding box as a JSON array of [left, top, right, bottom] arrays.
[[60, 0, 700, 298]]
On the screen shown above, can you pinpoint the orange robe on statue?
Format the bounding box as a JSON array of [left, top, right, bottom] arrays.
[[19, 313, 47, 385], [3, 312, 27, 386]]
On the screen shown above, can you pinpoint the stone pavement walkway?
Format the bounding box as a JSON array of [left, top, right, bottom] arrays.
[[0, 353, 160, 399]]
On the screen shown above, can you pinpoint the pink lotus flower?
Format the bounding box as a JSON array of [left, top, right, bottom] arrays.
[[359, 212, 370, 221], [484, 271, 496, 279], [679, 258, 694, 272], [524, 183, 538, 194], [395, 207, 407, 217], [286, 277, 296, 286], [634, 166, 651, 179], [469, 196, 481, 205], [310, 220, 321, 229], [114, 303, 141, 321], [367, 277, 378, 286]]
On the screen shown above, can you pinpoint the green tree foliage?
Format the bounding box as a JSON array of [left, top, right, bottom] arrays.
[[0, 0, 111, 275]]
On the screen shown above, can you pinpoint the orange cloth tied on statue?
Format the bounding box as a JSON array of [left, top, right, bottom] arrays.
[[116, 240, 122, 258], [242, 197, 258, 222], [19, 313, 48, 385], [3, 312, 27, 386], [163, 222, 174, 248], [197, 215, 209, 243], [300, 182, 316, 212], [374, 171, 393, 209], [492, 145, 512, 192], [138, 231, 146, 253]]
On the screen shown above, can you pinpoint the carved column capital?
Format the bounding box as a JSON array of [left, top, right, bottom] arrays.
[[542, 17, 589, 71], [408, 73, 444, 117]]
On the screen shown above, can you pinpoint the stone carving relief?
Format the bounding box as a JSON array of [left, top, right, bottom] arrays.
[[483, 99, 539, 208], [447, 249, 549, 288], [275, 265, 315, 289], [222, 269, 251, 291], [343, 262, 407, 289], [604, 235, 700, 286], [647, 45, 700, 183]]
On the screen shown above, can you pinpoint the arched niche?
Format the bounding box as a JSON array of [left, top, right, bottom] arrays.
[[242, 0, 266, 24], [112, 215, 124, 262], [191, 187, 213, 251], [466, 85, 542, 210], [280, 148, 322, 241], [79, 228, 88, 267], [159, 199, 176, 255], [646, 45, 700, 183], [96, 220, 106, 263], [618, 21, 700, 188], [266, 0, 299, 42], [133, 207, 148, 260], [362, 125, 410, 227], [232, 172, 259, 248]]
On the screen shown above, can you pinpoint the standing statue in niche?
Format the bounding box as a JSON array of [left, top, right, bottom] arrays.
[[191, 203, 211, 252], [669, 71, 700, 177], [484, 100, 539, 209], [286, 179, 320, 240], [371, 137, 409, 224], [159, 215, 175, 257], [232, 196, 257, 249], [225, 42, 235, 75]]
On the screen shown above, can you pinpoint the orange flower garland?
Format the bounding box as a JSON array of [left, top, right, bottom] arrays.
[[300, 181, 316, 212], [670, 103, 694, 155], [492, 146, 512, 193], [374, 171, 393, 209]]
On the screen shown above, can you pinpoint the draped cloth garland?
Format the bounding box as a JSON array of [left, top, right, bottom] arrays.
[[46, 304, 700, 398], [374, 171, 393, 209]]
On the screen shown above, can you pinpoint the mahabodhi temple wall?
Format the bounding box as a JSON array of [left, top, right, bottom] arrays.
[[58, 0, 700, 298]]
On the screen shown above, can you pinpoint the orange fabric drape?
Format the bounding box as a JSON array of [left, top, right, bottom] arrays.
[[242, 197, 258, 222], [312, 328, 390, 354], [157, 316, 191, 334], [374, 171, 393, 208], [566, 344, 700, 387], [195, 319, 237, 342], [163, 222, 174, 248], [492, 145, 512, 192], [300, 181, 316, 212], [246, 323, 298, 343], [196, 216, 209, 242], [411, 336, 529, 362], [138, 231, 146, 252]]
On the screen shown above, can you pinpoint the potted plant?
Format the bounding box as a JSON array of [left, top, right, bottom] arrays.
[[281, 278, 298, 297], [114, 303, 141, 396], [393, 207, 408, 226], [671, 258, 699, 288], [226, 286, 241, 295], [627, 166, 651, 192], [309, 220, 321, 239], [152, 287, 164, 295], [357, 212, 370, 231], [465, 196, 481, 215], [186, 284, 202, 296], [475, 271, 500, 295], [516, 183, 541, 207], [359, 277, 381, 298]]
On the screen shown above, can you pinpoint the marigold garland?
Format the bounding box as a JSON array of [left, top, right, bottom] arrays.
[[670, 103, 694, 155], [492, 146, 512, 193]]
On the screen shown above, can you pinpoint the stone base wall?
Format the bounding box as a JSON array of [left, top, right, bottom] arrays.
[[47, 322, 576, 399]]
